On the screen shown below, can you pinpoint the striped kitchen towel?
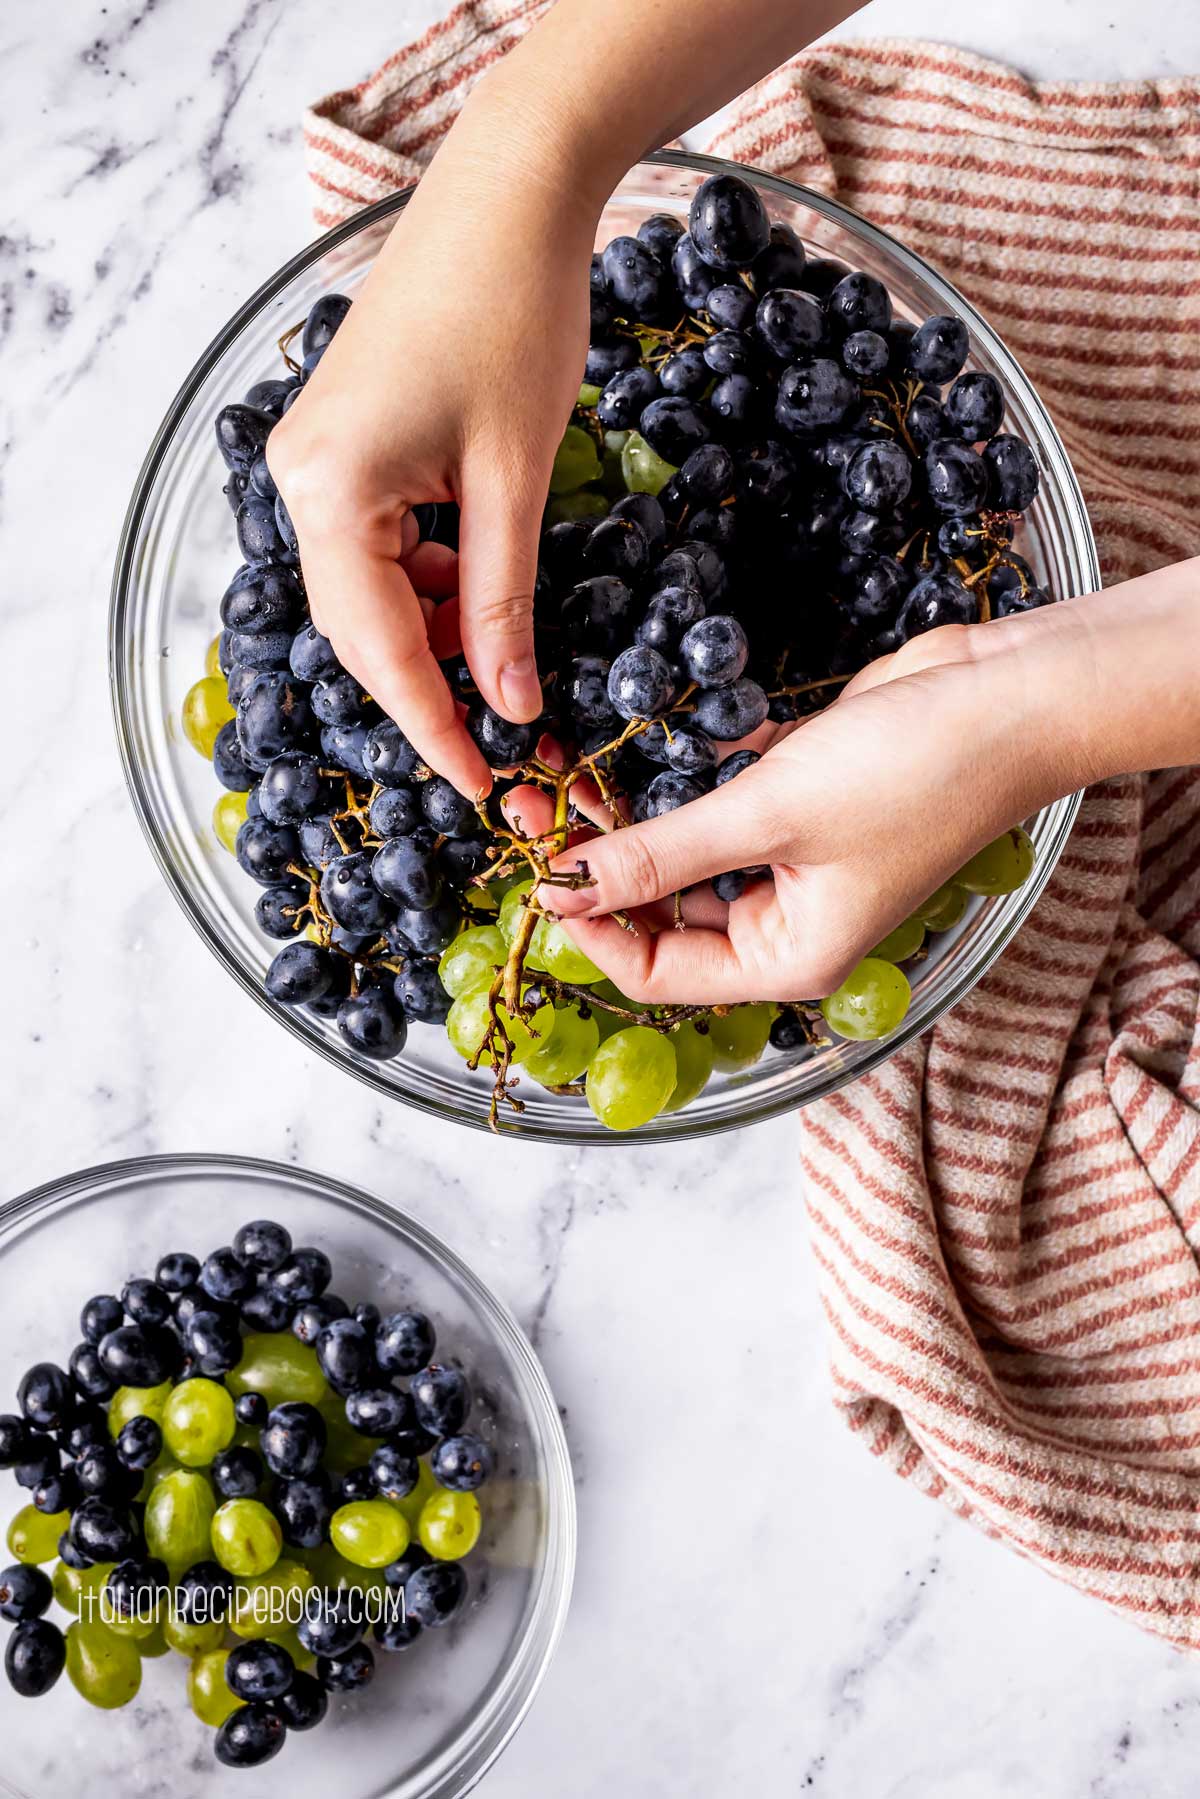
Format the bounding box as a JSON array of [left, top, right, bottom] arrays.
[[307, 15, 1200, 1649]]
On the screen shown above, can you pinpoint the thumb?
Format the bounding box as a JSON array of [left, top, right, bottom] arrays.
[[545, 772, 773, 919], [456, 456, 544, 724]]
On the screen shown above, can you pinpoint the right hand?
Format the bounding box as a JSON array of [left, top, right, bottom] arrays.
[[534, 604, 1100, 1004], [267, 99, 598, 796]]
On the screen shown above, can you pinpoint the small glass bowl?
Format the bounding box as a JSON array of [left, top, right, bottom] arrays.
[[0, 1154, 575, 1799], [110, 151, 1098, 1142]]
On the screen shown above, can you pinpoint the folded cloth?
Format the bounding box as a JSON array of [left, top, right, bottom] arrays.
[[307, 16, 1200, 1649]]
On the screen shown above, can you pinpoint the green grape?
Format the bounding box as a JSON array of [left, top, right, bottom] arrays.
[[188, 1648, 244, 1728], [914, 882, 967, 930], [108, 1382, 173, 1439], [145, 1469, 217, 1573], [546, 490, 609, 526], [418, 1489, 482, 1562], [586, 1027, 677, 1131], [65, 1619, 142, 1710], [211, 1499, 283, 1577], [621, 430, 678, 496], [525, 1006, 601, 1088], [925, 885, 969, 931], [267, 1625, 315, 1672], [600, 433, 630, 496], [549, 424, 602, 494], [957, 826, 1035, 895], [540, 922, 604, 983], [870, 914, 926, 963], [330, 1500, 410, 1569], [204, 633, 224, 679], [163, 1378, 237, 1469], [317, 1394, 383, 1474], [821, 957, 912, 1041], [52, 1560, 87, 1615], [7, 1505, 70, 1565], [439, 926, 507, 999], [663, 1021, 715, 1112], [391, 1457, 438, 1531], [708, 1004, 773, 1072], [499, 881, 602, 982], [136, 1450, 182, 1503], [52, 1560, 112, 1616], [213, 789, 250, 855], [589, 979, 637, 1041], [181, 674, 235, 758], [138, 1621, 170, 1659], [446, 983, 556, 1069], [105, 1612, 159, 1642], [104, 1589, 162, 1640], [295, 1544, 387, 1599], [465, 885, 500, 914], [577, 381, 602, 407], [52, 1560, 86, 1614], [163, 1608, 226, 1657], [498, 881, 550, 965], [228, 1559, 315, 1640], [228, 1334, 328, 1408]]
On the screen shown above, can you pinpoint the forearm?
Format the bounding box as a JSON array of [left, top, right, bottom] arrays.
[[972, 561, 1200, 817], [433, 0, 863, 212]]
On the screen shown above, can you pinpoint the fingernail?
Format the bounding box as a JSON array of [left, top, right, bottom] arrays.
[[550, 888, 595, 916], [499, 657, 541, 721], [540, 871, 596, 917]]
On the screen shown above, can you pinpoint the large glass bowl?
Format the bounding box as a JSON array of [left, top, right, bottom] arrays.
[[110, 150, 1098, 1142], [0, 1155, 574, 1799]]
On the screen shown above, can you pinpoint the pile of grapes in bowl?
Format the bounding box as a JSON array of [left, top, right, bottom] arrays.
[[110, 151, 1098, 1142], [0, 1156, 574, 1798]]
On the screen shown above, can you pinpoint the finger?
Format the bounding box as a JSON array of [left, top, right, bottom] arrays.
[[428, 593, 463, 662], [456, 460, 544, 724], [544, 772, 777, 920], [560, 909, 780, 1005], [402, 540, 459, 601], [500, 782, 557, 844], [638, 886, 729, 932], [499, 787, 725, 921], [301, 534, 489, 799]]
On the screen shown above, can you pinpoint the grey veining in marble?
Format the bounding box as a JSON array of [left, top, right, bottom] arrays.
[[3, 1, 1200, 1794]]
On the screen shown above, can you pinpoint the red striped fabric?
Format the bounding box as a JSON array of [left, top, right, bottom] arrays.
[[307, 19, 1200, 1647]]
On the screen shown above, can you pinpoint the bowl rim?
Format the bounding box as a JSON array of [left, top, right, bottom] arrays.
[[109, 148, 1097, 1143], [0, 1151, 576, 1799]]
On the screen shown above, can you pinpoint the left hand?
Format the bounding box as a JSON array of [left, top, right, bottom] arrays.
[[521, 607, 1092, 1005]]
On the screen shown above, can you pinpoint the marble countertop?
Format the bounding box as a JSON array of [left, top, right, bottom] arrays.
[[3, 1, 1199, 1794]]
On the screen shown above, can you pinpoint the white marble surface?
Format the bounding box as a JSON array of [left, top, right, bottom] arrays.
[[3, 1, 1200, 1794]]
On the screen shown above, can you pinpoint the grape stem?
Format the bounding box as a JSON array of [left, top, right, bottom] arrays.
[[541, 975, 710, 1033], [861, 376, 924, 460], [766, 672, 853, 701], [277, 318, 304, 375]]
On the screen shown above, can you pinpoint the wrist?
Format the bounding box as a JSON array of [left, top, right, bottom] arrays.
[[444, 58, 619, 221], [1006, 563, 1200, 787]]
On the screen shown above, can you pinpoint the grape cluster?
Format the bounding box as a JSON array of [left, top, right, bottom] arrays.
[[0, 1220, 488, 1769], [187, 170, 1048, 1130]]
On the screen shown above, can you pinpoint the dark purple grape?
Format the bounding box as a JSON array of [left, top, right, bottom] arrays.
[[689, 172, 770, 271], [755, 289, 824, 361], [907, 314, 969, 384]]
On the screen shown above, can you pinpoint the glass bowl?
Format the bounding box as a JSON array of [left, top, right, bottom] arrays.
[[110, 150, 1098, 1142], [0, 1154, 574, 1799]]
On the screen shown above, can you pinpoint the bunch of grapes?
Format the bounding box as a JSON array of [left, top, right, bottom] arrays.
[[0, 1221, 488, 1769], [184, 170, 1044, 1131]]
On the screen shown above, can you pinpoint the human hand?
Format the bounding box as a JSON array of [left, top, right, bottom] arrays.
[[267, 89, 604, 798], [532, 603, 1101, 1004]]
